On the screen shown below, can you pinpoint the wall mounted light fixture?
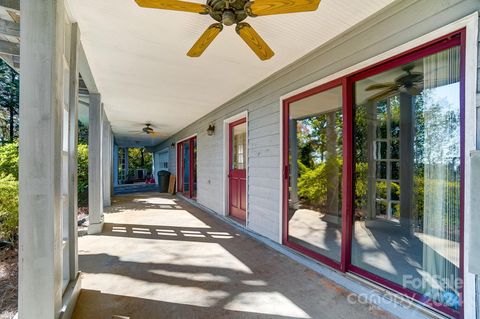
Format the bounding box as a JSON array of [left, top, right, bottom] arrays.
[[207, 124, 215, 136], [170, 142, 175, 149]]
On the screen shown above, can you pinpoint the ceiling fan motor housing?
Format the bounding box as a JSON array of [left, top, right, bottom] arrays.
[[207, 0, 248, 25], [143, 125, 154, 134], [222, 10, 236, 25]]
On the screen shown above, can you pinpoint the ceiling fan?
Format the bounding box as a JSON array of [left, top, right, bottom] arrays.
[[135, 0, 321, 60], [365, 65, 424, 101], [129, 123, 161, 136]]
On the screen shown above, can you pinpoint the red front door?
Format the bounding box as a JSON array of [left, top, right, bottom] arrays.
[[229, 118, 247, 222]]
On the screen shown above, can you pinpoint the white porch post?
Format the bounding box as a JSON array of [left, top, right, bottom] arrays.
[[68, 22, 80, 281], [113, 144, 119, 186], [88, 94, 104, 234], [102, 112, 112, 207], [19, 0, 81, 317], [124, 147, 129, 182]]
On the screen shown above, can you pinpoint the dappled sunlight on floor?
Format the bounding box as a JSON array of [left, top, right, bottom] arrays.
[[74, 192, 397, 319], [223, 292, 311, 318]]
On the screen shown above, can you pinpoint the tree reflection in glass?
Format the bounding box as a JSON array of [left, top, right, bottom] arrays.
[[287, 85, 343, 262]]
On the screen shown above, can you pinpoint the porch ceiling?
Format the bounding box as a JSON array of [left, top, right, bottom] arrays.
[[66, 0, 395, 147]]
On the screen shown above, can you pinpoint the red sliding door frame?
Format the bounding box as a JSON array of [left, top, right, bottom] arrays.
[[282, 78, 344, 271], [176, 136, 197, 199], [281, 29, 466, 318]]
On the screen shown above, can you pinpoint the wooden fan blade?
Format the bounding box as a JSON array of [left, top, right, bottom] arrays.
[[368, 88, 398, 102], [365, 83, 395, 91], [187, 23, 223, 57], [135, 0, 209, 14], [248, 0, 320, 16], [235, 23, 274, 61]]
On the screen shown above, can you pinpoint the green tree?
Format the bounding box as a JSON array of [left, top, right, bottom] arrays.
[[0, 141, 18, 179], [78, 121, 89, 144], [0, 174, 18, 243], [127, 148, 152, 177], [77, 144, 89, 205]]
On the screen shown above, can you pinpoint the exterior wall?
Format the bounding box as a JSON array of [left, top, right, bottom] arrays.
[[153, 0, 480, 243], [153, 148, 170, 183]]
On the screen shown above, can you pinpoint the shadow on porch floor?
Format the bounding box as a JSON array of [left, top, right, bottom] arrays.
[[73, 193, 397, 319]]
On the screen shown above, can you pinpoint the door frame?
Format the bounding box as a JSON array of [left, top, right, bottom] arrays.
[[279, 24, 474, 318], [223, 111, 248, 224], [176, 134, 197, 198], [154, 147, 169, 183], [282, 78, 345, 271]]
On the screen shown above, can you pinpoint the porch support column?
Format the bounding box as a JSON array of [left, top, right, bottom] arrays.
[[68, 22, 80, 279], [366, 101, 376, 220], [124, 147, 129, 182], [19, 0, 64, 317], [102, 111, 112, 207], [88, 93, 104, 234], [113, 144, 119, 186], [399, 93, 414, 231]]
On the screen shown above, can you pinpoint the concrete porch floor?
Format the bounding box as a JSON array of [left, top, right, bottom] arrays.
[[73, 193, 398, 319]]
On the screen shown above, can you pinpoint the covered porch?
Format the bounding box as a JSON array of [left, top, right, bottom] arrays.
[[73, 192, 394, 319], [16, 0, 480, 318]]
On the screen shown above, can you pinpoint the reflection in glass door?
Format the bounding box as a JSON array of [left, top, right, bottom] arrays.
[[351, 44, 462, 314], [284, 84, 343, 266], [282, 32, 464, 317]]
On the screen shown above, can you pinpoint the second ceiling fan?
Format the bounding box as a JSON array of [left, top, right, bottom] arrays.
[[135, 0, 321, 60]]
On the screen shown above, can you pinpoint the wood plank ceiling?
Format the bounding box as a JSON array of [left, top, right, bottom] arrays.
[[0, 0, 19, 71]]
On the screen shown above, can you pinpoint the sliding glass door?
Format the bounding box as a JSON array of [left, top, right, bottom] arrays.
[[352, 43, 462, 314], [283, 32, 464, 317], [284, 82, 344, 267], [177, 136, 197, 198]]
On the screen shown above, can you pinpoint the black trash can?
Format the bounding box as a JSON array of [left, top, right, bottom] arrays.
[[157, 170, 171, 193]]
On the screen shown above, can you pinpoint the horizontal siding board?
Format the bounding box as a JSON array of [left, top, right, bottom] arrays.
[[248, 156, 280, 169], [249, 122, 280, 138], [249, 114, 279, 131], [249, 135, 279, 149], [249, 146, 280, 158], [249, 199, 280, 216]]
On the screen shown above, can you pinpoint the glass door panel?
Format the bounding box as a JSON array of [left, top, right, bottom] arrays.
[[287, 85, 343, 263], [229, 119, 247, 221], [177, 136, 197, 198], [192, 137, 197, 198], [183, 141, 190, 194], [352, 45, 461, 311]]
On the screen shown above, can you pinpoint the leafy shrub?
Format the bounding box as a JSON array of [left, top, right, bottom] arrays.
[[0, 174, 18, 243], [297, 158, 342, 206], [77, 143, 89, 205], [0, 142, 18, 179]]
